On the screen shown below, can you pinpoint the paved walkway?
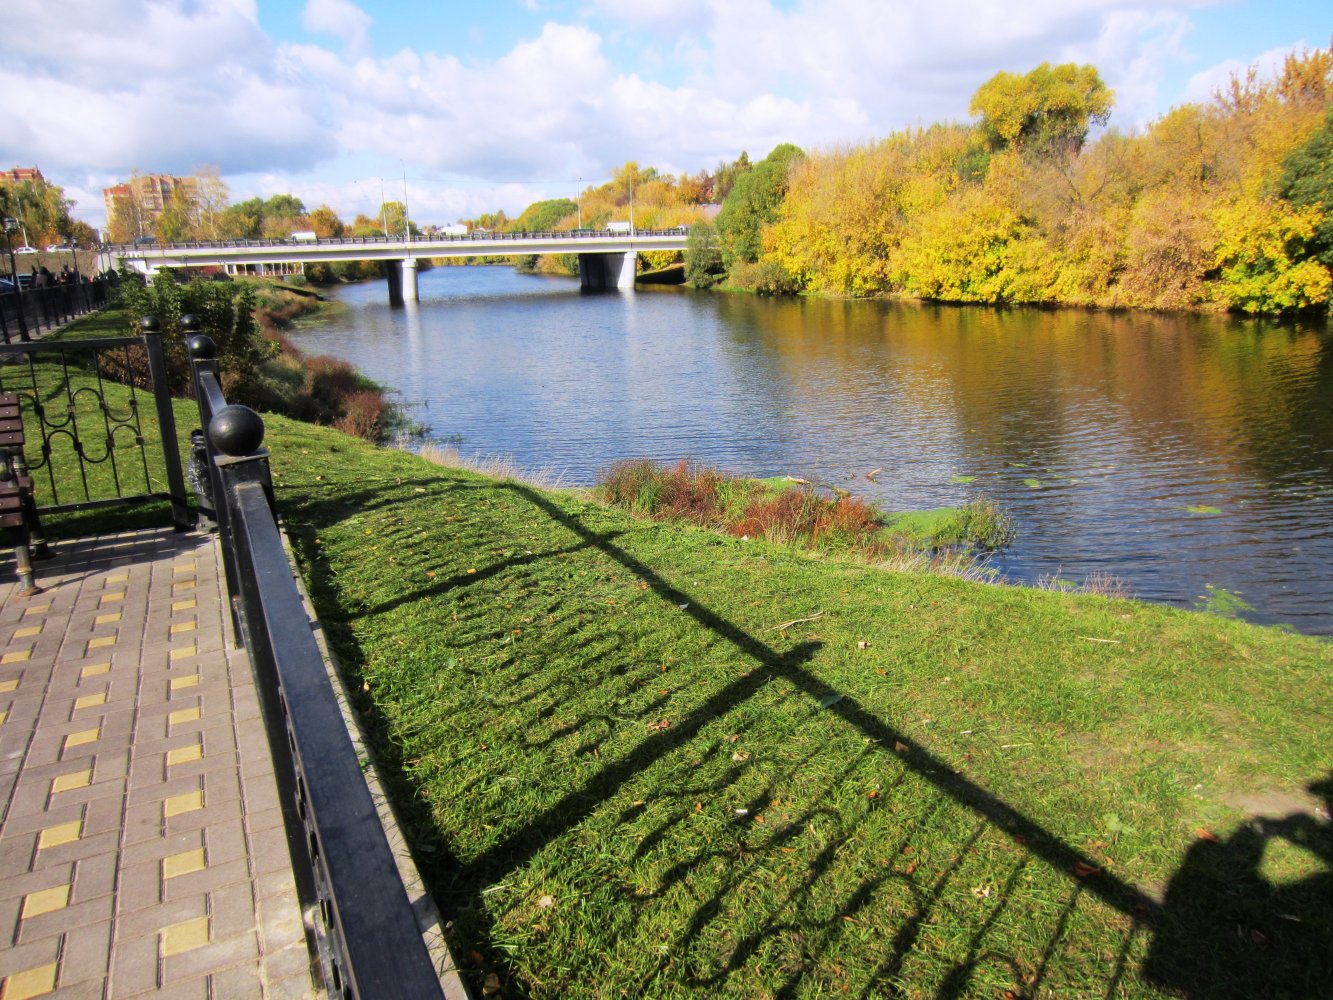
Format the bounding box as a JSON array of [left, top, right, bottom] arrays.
[[0, 528, 319, 999]]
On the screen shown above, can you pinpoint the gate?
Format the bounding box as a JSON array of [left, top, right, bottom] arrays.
[[0, 325, 190, 528]]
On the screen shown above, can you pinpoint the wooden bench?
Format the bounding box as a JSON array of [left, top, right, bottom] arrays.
[[0, 392, 47, 594]]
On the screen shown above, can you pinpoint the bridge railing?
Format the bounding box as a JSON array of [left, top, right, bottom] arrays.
[[105, 225, 690, 252], [185, 320, 444, 999]]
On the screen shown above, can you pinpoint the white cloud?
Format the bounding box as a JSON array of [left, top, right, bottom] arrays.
[[302, 0, 373, 56], [2, 0, 1303, 229]]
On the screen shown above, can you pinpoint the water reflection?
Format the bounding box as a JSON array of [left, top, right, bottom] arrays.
[[290, 267, 1333, 633]]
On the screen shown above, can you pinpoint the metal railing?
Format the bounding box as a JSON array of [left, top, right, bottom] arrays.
[[0, 276, 117, 342], [184, 318, 444, 999], [105, 225, 690, 252]]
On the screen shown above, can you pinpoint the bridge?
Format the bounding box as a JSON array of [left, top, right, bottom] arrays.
[[106, 228, 691, 301]]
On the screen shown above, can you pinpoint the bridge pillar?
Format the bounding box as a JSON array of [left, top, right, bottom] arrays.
[[402, 257, 419, 302], [578, 253, 606, 290], [614, 250, 638, 289], [384, 259, 403, 307], [577, 252, 636, 290]]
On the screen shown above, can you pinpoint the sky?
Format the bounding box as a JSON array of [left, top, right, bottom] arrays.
[[1, 0, 1327, 231]]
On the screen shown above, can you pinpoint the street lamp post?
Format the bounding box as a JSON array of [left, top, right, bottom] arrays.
[[3, 218, 30, 343]]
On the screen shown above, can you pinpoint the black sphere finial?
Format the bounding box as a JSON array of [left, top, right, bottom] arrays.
[[181, 314, 200, 333], [188, 334, 217, 360], [209, 405, 266, 457], [140, 315, 159, 334]]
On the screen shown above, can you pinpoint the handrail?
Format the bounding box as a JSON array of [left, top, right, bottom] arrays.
[[104, 226, 691, 252], [184, 318, 444, 999]]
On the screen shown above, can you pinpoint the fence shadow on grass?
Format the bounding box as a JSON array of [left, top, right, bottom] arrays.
[[284, 473, 1332, 998]]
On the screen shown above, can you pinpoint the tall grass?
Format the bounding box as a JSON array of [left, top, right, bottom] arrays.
[[598, 459, 1008, 564]]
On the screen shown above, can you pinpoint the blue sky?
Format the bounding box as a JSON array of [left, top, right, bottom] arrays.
[[1, 0, 1327, 228]]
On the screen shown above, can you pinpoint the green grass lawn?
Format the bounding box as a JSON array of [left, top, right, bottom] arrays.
[[15, 312, 1333, 997], [260, 418, 1331, 999]]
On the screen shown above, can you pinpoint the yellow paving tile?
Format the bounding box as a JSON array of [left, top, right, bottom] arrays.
[[100, 591, 125, 604], [0, 678, 17, 693], [169, 643, 197, 661], [172, 582, 195, 594], [86, 636, 116, 652], [1, 962, 58, 1000], [63, 726, 101, 752], [174, 563, 196, 575], [166, 741, 203, 767], [80, 662, 111, 680], [169, 674, 200, 693], [162, 847, 207, 880], [170, 621, 197, 635], [169, 706, 201, 727], [23, 604, 50, 616], [0, 708, 8, 725], [172, 598, 197, 612], [164, 789, 204, 818], [51, 768, 92, 794], [94, 612, 122, 625], [74, 691, 107, 711], [37, 819, 83, 850], [108, 572, 129, 583], [160, 915, 210, 956], [1, 649, 31, 664], [21, 884, 70, 919], [13, 625, 41, 638]]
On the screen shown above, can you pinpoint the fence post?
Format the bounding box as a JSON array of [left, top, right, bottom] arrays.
[[187, 327, 243, 641], [140, 316, 192, 530]]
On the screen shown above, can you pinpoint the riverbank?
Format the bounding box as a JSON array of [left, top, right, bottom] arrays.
[[19, 333, 1331, 995], [264, 414, 1331, 999]]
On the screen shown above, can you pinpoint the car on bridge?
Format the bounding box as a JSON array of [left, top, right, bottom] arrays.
[[46, 243, 75, 251], [13, 245, 37, 254]]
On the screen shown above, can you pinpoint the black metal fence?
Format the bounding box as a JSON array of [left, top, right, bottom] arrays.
[[0, 326, 190, 525], [185, 319, 444, 999], [0, 275, 117, 342]]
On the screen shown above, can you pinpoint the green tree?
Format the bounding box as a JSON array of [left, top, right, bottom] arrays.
[[218, 198, 264, 239], [970, 62, 1113, 154], [717, 144, 804, 268], [512, 198, 577, 232], [1278, 106, 1333, 267], [684, 221, 724, 287]]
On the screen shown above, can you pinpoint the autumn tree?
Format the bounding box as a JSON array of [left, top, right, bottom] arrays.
[[307, 205, 346, 239], [970, 62, 1113, 154]]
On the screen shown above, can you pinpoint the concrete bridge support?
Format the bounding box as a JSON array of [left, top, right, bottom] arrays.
[[384, 259, 403, 307], [402, 257, 419, 302], [578, 251, 638, 290]]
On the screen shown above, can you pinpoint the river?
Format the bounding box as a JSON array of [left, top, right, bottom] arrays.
[[288, 265, 1333, 635]]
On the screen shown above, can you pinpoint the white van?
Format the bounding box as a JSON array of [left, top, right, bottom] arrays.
[[605, 221, 632, 233], [290, 231, 318, 242]]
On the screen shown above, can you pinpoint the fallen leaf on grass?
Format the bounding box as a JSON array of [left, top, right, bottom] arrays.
[[1073, 862, 1101, 878], [972, 885, 992, 899], [894, 741, 910, 754], [819, 693, 845, 708], [731, 751, 751, 762], [867, 789, 878, 799], [857, 640, 869, 649], [904, 860, 919, 874], [1195, 827, 1220, 841], [647, 719, 670, 731], [536, 895, 555, 909], [483, 973, 502, 996], [694, 802, 702, 813]]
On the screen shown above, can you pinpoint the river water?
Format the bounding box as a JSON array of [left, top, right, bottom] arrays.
[[289, 265, 1333, 635]]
